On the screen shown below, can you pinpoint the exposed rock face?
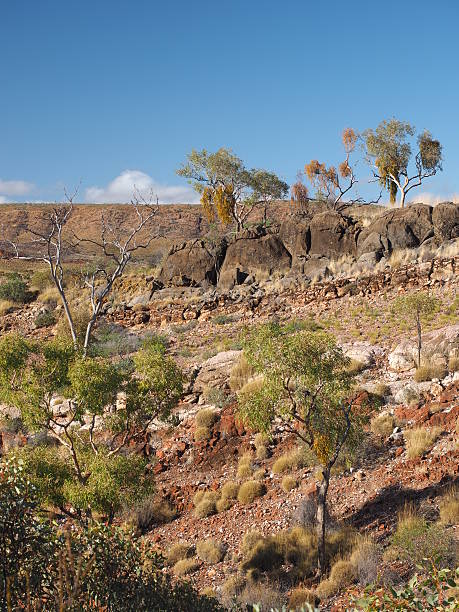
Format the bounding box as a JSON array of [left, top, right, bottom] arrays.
[[158, 239, 227, 287], [308, 211, 359, 258], [193, 350, 242, 393], [432, 202, 459, 241], [358, 204, 434, 256], [218, 230, 291, 291], [279, 213, 311, 259]]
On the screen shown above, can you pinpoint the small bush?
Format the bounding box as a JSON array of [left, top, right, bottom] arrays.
[[221, 481, 239, 500], [238, 480, 266, 504], [194, 426, 211, 441], [448, 355, 459, 372], [167, 542, 194, 565], [195, 408, 219, 428], [229, 355, 255, 392], [213, 314, 234, 325], [288, 587, 317, 610], [173, 558, 200, 576], [203, 386, 230, 409], [404, 426, 442, 459], [0, 274, 28, 303], [414, 362, 447, 382], [272, 447, 312, 474], [34, 310, 56, 329], [329, 558, 357, 588], [196, 539, 226, 563], [132, 496, 176, 533], [281, 475, 298, 493], [239, 582, 286, 610], [30, 269, 54, 291], [370, 413, 395, 437], [315, 577, 336, 600], [439, 488, 459, 525], [193, 490, 206, 506], [294, 494, 330, 529], [241, 531, 264, 557]]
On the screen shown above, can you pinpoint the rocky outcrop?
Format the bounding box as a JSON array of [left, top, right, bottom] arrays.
[[432, 202, 459, 241], [193, 350, 242, 393], [158, 238, 227, 287], [358, 204, 434, 256], [217, 230, 291, 291], [309, 211, 359, 258]]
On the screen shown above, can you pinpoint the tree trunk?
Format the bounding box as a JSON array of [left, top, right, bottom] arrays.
[[316, 470, 330, 577], [400, 189, 406, 208], [416, 312, 422, 368]]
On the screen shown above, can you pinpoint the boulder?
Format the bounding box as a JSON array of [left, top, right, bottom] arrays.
[[388, 325, 459, 372], [279, 213, 311, 259], [358, 204, 433, 256], [432, 202, 459, 241], [308, 211, 358, 258], [193, 350, 242, 393], [158, 238, 227, 287], [218, 231, 291, 291], [342, 342, 383, 368]]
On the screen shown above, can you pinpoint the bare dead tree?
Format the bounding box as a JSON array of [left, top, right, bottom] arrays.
[[3, 187, 159, 353]]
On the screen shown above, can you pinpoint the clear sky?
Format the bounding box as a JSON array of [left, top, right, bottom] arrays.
[[1, 0, 458, 204]]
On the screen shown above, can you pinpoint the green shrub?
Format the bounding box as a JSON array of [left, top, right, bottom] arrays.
[[237, 480, 266, 504], [167, 542, 195, 565], [196, 539, 226, 563], [34, 310, 56, 329], [213, 314, 234, 325], [0, 274, 28, 303], [173, 558, 200, 576], [30, 269, 54, 291], [195, 408, 219, 428]]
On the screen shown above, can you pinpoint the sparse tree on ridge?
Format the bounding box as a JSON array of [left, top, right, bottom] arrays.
[[177, 148, 288, 231], [304, 128, 365, 210], [290, 171, 310, 208], [362, 118, 443, 207]]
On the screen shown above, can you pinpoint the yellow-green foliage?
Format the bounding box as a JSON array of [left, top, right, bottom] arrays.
[[167, 542, 194, 565], [194, 426, 211, 441], [30, 269, 54, 291], [237, 452, 253, 479], [221, 481, 239, 500], [196, 539, 226, 564], [237, 480, 266, 505], [448, 355, 459, 372], [229, 355, 255, 392], [404, 426, 442, 459], [193, 490, 206, 506], [272, 447, 312, 474], [216, 497, 234, 513], [173, 558, 200, 576], [414, 362, 447, 382], [288, 587, 317, 610], [370, 413, 395, 437], [195, 408, 219, 428], [253, 468, 265, 481], [439, 488, 459, 525], [281, 475, 298, 493]]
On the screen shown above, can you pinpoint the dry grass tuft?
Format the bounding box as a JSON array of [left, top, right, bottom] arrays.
[[216, 497, 234, 513], [272, 447, 313, 474], [221, 574, 246, 598], [237, 452, 253, 479], [439, 488, 459, 525], [196, 539, 226, 564], [254, 432, 269, 460], [414, 361, 447, 382], [448, 355, 459, 372], [346, 359, 367, 374], [229, 355, 255, 392], [221, 480, 240, 500], [167, 542, 194, 565], [238, 480, 266, 504], [0, 299, 15, 315], [173, 558, 200, 576], [370, 413, 395, 437], [194, 426, 211, 441], [193, 491, 218, 518], [38, 286, 61, 305], [281, 475, 298, 493], [288, 587, 317, 610], [195, 408, 219, 428], [404, 426, 443, 458]]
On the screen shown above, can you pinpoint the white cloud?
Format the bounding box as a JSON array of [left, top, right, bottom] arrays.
[[0, 179, 34, 196], [85, 170, 199, 204], [407, 192, 459, 205], [0, 196, 13, 204]]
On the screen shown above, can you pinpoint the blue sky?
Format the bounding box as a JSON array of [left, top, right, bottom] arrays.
[[1, 0, 458, 204]]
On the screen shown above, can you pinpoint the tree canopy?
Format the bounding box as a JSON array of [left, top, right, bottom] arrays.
[[177, 148, 288, 230]]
